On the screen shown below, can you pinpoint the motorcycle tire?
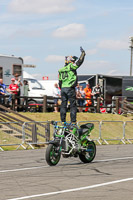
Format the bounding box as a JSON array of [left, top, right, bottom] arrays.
[[45, 144, 61, 166], [79, 141, 96, 163]]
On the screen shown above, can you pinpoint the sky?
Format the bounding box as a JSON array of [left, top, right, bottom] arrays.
[[1, 0, 133, 80]]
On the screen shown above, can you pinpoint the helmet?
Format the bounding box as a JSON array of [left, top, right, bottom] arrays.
[[65, 56, 78, 65]]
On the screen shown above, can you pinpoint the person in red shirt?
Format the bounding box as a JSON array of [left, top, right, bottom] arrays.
[[9, 78, 19, 94], [84, 83, 94, 112], [8, 78, 19, 104]]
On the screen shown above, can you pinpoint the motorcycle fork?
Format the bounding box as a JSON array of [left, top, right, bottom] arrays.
[[58, 135, 64, 152]]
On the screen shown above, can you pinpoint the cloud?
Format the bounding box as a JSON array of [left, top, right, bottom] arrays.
[[78, 60, 116, 74], [8, 0, 75, 14], [84, 60, 111, 69], [86, 48, 98, 55], [10, 28, 44, 39], [23, 56, 38, 64], [45, 55, 64, 62], [52, 23, 86, 39], [97, 39, 128, 50]]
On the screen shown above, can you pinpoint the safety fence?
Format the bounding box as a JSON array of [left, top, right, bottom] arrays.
[[0, 121, 50, 151], [0, 120, 133, 151], [78, 120, 133, 145], [22, 121, 50, 149], [0, 122, 24, 151], [0, 95, 120, 113]]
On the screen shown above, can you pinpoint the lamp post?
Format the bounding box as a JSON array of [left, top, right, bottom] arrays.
[[129, 37, 133, 76]]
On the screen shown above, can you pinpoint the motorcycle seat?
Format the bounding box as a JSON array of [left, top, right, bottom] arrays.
[[78, 123, 94, 137]]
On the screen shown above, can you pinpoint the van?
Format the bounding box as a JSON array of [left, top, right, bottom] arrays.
[[23, 71, 46, 104], [38, 80, 58, 97]]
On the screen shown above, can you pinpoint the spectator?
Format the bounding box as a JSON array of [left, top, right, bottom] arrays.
[[84, 83, 94, 112], [14, 73, 23, 111], [14, 73, 23, 93], [53, 83, 61, 112], [76, 83, 80, 93], [9, 78, 19, 104], [23, 80, 29, 105], [93, 83, 101, 103], [76, 84, 85, 112], [23, 80, 29, 96], [0, 79, 10, 104]]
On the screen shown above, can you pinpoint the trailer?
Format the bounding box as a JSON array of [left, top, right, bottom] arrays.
[[78, 74, 133, 104], [0, 54, 23, 87]]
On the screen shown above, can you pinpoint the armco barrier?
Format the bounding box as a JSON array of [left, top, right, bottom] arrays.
[[0, 121, 25, 151], [124, 121, 133, 144], [78, 121, 101, 144], [100, 121, 125, 144], [22, 121, 50, 149]]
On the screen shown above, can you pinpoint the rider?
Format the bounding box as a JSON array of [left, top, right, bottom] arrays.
[[58, 47, 86, 124]]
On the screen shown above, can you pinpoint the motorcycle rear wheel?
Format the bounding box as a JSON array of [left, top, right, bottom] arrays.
[[79, 141, 96, 163], [45, 144, 61, 166]]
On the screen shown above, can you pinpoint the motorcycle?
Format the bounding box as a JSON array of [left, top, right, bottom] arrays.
[[45, 121, 96, 166]]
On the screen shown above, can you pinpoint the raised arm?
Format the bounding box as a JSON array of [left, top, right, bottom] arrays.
[[76, 46, 86, 67]]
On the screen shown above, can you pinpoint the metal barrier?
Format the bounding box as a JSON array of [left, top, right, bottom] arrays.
[[0, 121, 25, 151], [124, 121, 133, 144], [1, 120, 133, 151], [22, 121, 50, 149], [21, 120, 133, 146], [100, 121, 125, 144]]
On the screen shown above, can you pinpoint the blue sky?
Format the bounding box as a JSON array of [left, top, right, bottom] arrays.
[[1, 0, 133, 80]]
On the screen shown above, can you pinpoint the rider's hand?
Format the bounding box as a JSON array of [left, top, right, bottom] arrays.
[[80, 46, 85, 53]]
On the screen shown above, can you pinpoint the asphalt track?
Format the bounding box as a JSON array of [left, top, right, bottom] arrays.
[[0, 145, 133, 200]]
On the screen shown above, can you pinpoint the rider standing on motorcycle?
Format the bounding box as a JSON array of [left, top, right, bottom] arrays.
[[58, 47, 86, 123]]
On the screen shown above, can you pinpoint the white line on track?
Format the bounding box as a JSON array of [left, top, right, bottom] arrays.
[[0, 166, 47, 173], [7, 177, 133, 200], [94, 156, 133, 162], [0, 156, 133, 174]]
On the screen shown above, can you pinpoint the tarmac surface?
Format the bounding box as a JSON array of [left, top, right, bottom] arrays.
[[0, 144, 133, 200]]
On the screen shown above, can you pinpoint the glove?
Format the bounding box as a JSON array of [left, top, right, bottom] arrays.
[[80, 46, 85, 53]]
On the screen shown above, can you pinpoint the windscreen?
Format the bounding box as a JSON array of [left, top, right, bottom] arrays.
[[28, 79, 43, 89]]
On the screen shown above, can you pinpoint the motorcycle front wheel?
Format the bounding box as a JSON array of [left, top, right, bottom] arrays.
[[45, 144, 61, 166], [79, 141, 96, 163]]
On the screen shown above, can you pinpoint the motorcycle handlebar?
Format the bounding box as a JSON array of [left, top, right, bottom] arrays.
[[51, 121, 57, 125]]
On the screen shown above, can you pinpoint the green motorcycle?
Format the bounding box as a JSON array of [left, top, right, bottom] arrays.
[[45, 121, 96, 166]]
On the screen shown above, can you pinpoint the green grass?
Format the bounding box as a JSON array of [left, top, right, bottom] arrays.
[[0, 131, 23, 151], [0, 112, 133, 150], [17, 112, 133, 122]]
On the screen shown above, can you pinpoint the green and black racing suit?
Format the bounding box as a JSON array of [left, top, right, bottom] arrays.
[[58, 50, 85, 123]]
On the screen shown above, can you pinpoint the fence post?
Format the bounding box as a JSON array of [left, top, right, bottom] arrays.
[[43, 95, 47, 112], [32, 123, 37, 143], [123, 98, 127, 114], [12, 94, 15, 111], [115, 98, 119, 114], [97, 97, 100, 113], [45, 121, 50, 142], [25, 97, 28, 111]]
